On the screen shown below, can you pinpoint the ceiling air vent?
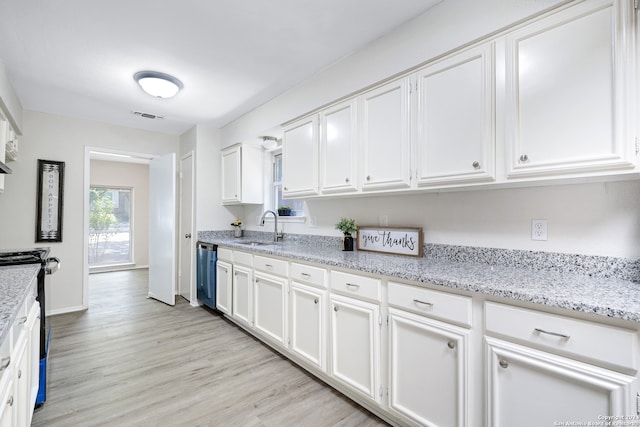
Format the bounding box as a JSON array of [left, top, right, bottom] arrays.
[[132, 111, 165, 120]]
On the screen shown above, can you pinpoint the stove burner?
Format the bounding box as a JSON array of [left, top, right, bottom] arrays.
[[0, 248, 50, 266]]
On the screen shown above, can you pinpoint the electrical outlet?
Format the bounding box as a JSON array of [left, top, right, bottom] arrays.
[[379, 215, 389, 226], [531, 219, 547, 241]]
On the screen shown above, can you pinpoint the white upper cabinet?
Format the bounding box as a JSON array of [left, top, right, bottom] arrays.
[[282, 115, 320, 197], [360, 78, 411, 191], [320, 99, 358, 194], [504, 0, 637, 178], [416, 44, 495, 186], [221, 143, 264, 205]]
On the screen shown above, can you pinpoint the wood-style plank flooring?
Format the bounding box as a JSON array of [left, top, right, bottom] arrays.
[[31, 269, 389, 427]]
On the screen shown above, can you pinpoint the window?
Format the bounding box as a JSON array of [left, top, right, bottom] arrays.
[[273, 152, 304, 217], [88, 187, 133, 266]]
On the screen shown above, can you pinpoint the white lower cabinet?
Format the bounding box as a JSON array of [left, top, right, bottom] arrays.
[[232, 265, 253, 327], [486, 337, 636, 427], [0, 373, 13, 427], [289, 282, 326, 370], [329, 293, 381, 403], [215, 260, 232, 315], [253, 272, 287, 346], [389, 308, 469, 427], [11, 331, 28, 427], [485, 301, 639, 427]]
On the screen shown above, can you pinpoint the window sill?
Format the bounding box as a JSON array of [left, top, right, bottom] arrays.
[[262, 215, 306, 224]]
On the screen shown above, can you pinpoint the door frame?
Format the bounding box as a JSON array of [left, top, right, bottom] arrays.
[[82, 146, 156, 309], [178, 151, 196, 305]]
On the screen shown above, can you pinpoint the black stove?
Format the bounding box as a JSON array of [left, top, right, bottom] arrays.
[[0, 247, 59, 406]]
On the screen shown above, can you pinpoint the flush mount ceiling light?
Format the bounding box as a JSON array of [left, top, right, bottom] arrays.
[[134, 71, 183, 98], [261, 136, 280, 150]]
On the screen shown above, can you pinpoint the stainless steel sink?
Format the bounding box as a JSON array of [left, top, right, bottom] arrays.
[[238, 241, 272, 246]]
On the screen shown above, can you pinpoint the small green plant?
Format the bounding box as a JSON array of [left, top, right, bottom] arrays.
[[335, 217, 357, 235]]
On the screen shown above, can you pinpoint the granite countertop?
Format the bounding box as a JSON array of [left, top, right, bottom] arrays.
[[201, 233, 640, 324], [0, 264, 40, 347]]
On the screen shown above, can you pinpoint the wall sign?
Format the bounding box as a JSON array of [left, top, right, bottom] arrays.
[[357, 226, 423, 257], [36, 159, 65, 242]]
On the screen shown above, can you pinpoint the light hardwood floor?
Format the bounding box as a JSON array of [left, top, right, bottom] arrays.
[[31, 269, 389, 427]]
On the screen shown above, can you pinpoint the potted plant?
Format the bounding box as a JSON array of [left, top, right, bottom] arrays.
[[231, 218, 243, 238], [335, 217, 357, 251], [277, 206, 292, 216]]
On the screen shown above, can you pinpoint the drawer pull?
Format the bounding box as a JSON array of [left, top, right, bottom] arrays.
[[346, 283, 360, 289], [499, 359, 509, 369], [334, 306, 339, 312], [0, 357, 10, 371], [265, 264, 273, 269], [17, 369, 21, 379], [18, 316, 27, 324], [314, 298, 319, 304], [301, 273, 311, 279], [447, 340, 456, 350], [7, 396, 13, 407], [413, 299, 433, 307], [534, 328, 570, 340]]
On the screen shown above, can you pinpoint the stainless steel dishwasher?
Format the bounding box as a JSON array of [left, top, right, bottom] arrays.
[[196, 241, 217, 309]]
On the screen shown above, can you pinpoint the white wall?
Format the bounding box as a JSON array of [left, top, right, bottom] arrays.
[[221, 0, 640, 259], [0, 110, 180, 314], [90, 160, 150, 268]]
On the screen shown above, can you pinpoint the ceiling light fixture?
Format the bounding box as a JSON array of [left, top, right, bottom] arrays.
[[134, 71, 183, 98], [261, 136, 279, 150]]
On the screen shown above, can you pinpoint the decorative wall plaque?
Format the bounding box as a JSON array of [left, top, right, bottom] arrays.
[[36, 159, 65, 242]]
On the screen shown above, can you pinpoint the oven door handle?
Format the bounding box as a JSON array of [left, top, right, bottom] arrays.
[[45, 257, 61, 275]]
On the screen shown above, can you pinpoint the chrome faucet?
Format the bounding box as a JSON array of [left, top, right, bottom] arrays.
[[260, 210, 284, 242]]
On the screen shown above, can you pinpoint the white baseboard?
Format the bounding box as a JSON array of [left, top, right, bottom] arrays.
[[46, 305, 87, 317]]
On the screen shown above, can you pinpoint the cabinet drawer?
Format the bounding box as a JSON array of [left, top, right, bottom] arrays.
[[291, 262, 326, 288], [331, 270, 381, 303], [218, 247, 233, 262], [233, 251, 253, 267], [485, 302, 638, 372], [254, 255, 288, 277], [388, 281, 472, 327]]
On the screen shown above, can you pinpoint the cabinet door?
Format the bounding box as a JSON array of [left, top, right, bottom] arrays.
[[11, 335, 28, 427], [360, 78, 411, 191], [329, 294, 381, 403], [290, 282, 326, 371], [320, 99, 358, 194], [254, 272, 287, 346], [416, 44, 495, 186], [282, 115, 319, 197], [25, 302, 39, 423], [0, 373, 13, 427], [232, 265, 252, 327], [486, 337, 637, 427], [221, 146, 240, 204], [389, 308, 469, 427], [505, 0, 636, 177], [215, 260, 232, 315]]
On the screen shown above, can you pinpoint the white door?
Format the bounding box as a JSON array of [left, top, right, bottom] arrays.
[[290, 282, 325, 370], [282, 115, 319, 198], [148, 153, 176, 306], [254, 272, 287, 346], [178, 153, 194, 303], [232, 265, 253, 326], [320, 99, 358, 194]]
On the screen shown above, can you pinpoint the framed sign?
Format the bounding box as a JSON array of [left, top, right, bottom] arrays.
[[357, 226, 423, 257], [36, 159, 65, 242]]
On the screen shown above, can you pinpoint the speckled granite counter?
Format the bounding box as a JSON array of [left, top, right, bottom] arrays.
[[0, 265, 40, 347], [199, 231, 640, 323]]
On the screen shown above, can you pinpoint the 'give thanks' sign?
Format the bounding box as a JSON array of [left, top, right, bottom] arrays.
[[356, 227, 423, 257]]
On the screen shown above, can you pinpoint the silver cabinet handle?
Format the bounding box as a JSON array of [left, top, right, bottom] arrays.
[[366, 176, 371, 181], [284, 187, 288, 191], [314, 298, 318, 304], [346, 283, 360, 289], [447, 340, 456, 349], [413, 299, 433, 307], [265, 264, 273, 270], [499, 359, 509, 369], [18, 316, 27, 324], [472, 161, 480, 169], [17, 369, 21, 379], [184, 233, 192, 239], [0, 357, 10, 371], [519, 154, 529, 162], [345, 177, 350, 183], [7, 396, 13, 407], [534, 328, 570, 340], [301, 273, 311, 279], [333, 306, 338, 312]]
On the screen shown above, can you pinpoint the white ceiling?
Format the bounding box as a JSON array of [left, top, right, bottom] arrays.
[[0, 0, 442, 135]]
